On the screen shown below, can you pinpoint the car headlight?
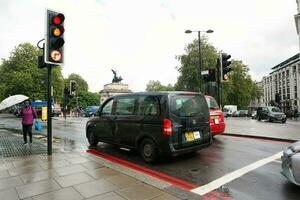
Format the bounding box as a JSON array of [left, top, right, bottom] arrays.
[[283, 114, 286, 118], [269, 114, 275, 117]]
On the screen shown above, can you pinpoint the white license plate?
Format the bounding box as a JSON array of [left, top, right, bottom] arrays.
[[214, 119, 219, 124], [194, 131, 200, 139]]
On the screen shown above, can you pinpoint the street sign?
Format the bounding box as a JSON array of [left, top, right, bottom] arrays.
[[201, 70, 209, 75]]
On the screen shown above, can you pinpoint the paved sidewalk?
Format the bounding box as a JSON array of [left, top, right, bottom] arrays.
[[0, 129, 203, 200]]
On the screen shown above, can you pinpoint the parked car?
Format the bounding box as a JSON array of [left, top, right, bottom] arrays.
[[232, 110, 240, 117], [281, 141, 300, 186], [205, 95, 225, 137], [83, 106, 100, 117], [238, 110, 248, 117], [257, 106, 286, 123], [251, 111, 257, 119], [86, 92, 212, 163]]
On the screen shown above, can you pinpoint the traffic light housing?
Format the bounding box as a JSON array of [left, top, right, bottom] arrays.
[[70, 81, 77, 96], [221, 53, 232, 81], [45, 9, 65, 65], [203, 69, 216, 82]]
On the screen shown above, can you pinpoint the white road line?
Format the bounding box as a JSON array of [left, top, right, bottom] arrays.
[[272, 159, 282, 163], [191, 151, 283, 196]]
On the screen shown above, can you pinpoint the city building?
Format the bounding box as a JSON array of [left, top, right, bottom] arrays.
[[262, 54, 300, 113]]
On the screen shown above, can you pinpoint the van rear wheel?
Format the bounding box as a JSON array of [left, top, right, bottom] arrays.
[[140, 138, 158, 163], [87, 128, 98, 147]]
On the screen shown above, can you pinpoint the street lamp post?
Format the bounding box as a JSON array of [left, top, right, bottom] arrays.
[[185, 29, 213, 92]]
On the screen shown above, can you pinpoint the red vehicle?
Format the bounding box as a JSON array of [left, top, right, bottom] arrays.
[[205, 95, 225, 136]]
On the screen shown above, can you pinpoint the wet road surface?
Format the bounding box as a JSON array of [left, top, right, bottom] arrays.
[[1, 114, 300, 199], [91, 135, 300, 200]]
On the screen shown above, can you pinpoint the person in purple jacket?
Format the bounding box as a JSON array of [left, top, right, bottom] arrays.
[[21, 100, 37, 144]]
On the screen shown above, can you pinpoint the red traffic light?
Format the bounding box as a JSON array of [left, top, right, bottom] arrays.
[[52, 13, 65, 25]]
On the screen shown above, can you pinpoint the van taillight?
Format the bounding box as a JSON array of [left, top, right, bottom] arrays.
[[163, 119, 172, 135]]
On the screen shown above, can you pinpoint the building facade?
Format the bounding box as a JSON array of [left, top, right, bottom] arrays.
[[262, 54, 300, 113]]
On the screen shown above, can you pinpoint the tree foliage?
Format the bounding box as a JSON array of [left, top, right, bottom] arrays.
[[146, 80, 174, 92], [175, 36, 218, 92], [175, 38, 261, 109], [0, 43, 64, 102], [63, 73, 99, 109], [64, 73, 89, 92], [67, 90, 100, 109], [222, 60, 261, 109]]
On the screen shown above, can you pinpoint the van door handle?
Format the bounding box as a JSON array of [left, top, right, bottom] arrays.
[[174, 124, 183, 128]]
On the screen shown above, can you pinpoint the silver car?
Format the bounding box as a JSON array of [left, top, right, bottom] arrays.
[[281, 141, 300, 185]]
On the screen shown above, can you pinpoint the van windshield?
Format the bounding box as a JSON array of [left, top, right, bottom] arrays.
[[206, 97, 219, 109], [170, 95, 207, 117]]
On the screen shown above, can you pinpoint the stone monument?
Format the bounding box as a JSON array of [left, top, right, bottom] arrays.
[[99, 70, 132, 104]]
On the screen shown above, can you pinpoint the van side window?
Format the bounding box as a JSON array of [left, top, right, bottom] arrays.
[[138, 96, 160, 116], [115, 97, 136, 115], [102, 99, 114, 115]]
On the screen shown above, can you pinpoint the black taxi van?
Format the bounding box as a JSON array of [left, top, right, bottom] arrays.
[[86, 92, 212, 162]]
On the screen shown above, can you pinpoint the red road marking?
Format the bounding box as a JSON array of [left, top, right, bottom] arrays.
[[87, 149, 196, 190], [87, 148, 233, 200]]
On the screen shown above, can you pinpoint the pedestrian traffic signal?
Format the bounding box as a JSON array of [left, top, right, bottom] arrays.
[[70, 81, 77, 96], [203, 69, 216, 82], [45, 9, 65, 65], [221, 53, 232, 81]]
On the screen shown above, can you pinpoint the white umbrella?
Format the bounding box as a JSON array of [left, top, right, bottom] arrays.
[[0, 95, 29, 111]]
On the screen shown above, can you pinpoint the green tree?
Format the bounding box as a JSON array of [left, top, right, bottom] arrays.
[[64, 73, 88, 92], [175, 36, 218, 92], [146, 80, 174, 92], [62, 73, 100, 109], [175, 39, 261, 109], [222, 60, 261, 109], [0, 43, 64, 102], [67, 91, 100, 108]]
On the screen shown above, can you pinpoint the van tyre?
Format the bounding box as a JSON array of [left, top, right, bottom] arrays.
[[87, 128, 98, 147], [140, 138, 158, 163]]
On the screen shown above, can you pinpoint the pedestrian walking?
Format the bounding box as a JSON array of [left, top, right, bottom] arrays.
[[21, 100, 37, 144]]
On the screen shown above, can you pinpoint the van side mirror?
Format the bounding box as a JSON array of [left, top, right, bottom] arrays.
[[94, 111, 100, 117]]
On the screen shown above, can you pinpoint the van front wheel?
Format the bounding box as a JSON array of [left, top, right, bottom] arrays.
[[140, 139, 158, 163], [87, 128, 98, 147]]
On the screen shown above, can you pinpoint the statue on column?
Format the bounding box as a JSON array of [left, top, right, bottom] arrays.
[[111, 69, 123, 83]]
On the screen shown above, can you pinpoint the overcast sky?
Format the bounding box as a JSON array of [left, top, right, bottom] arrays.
[[0, 0, 298, 92]]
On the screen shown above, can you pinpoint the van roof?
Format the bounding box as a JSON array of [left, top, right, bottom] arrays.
[[112, 91, 201, 98]]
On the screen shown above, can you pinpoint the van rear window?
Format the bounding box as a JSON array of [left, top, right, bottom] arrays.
[[170, 95, 207, 117]]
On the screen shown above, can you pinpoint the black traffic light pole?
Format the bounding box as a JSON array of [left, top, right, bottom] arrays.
[[217, 55, 221, 106], [47, 64, 53, 155]]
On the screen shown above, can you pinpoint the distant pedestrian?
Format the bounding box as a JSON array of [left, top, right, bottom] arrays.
[[21, 100, 37, 144], [62, 106, 67, 120]]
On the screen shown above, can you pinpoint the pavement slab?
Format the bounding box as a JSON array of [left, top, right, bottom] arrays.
[[16, 179, 61, 199], [32, 187, 83, 200], [86, 192, 126, 200], [54, 164, 87, 176], [54, 172, 94, 187], [115, 183, 163, 200], [0, 176, 23, 190], [0, 188, 20, 200], [74, 179, 119, 198]]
